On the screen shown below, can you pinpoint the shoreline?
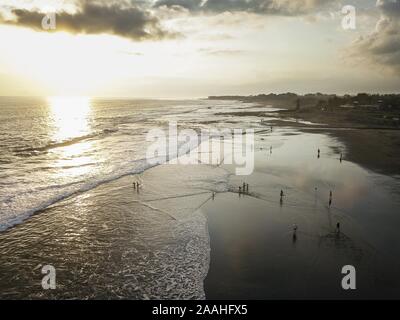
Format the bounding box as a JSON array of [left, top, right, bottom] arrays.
[[1, 102, 400, 299], [0, 164, 219, 299], [272, 106, 400, 176], [213, 102, 400, 176]]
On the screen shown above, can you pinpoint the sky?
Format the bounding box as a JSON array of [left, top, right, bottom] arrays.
[[0, 0, 399, 98]]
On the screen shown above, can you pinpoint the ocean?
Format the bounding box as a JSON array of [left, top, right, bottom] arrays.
[[0, 96, 257, 231]]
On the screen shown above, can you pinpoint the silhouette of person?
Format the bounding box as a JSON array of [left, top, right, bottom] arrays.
[[292, 224, 298, 242]]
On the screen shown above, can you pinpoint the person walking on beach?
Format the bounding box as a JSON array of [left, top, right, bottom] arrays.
[[212, 192, 215, 200], [270, 146, 272, 154], [239, 186, 242, 195], [292, 224, 298, 242], [336, 222, 340, 233], [318, 148, 320, 159], [340, 153, 343, 163], [280, 190, 284, 204], [329, 190, 333, 207], [243, 182, 246, 193], [133, 182, 136, 189], [246, 184, 249, 193]]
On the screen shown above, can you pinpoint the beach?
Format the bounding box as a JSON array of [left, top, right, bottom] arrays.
[[203, 128, 400, 299], [1, 98, 400, 299]]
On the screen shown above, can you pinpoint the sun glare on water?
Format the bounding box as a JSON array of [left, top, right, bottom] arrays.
[[46, 96, 97, 179], [47, 96, 92, 142]]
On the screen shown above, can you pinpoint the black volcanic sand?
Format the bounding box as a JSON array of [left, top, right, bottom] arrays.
[[203, 129, 400, 299]]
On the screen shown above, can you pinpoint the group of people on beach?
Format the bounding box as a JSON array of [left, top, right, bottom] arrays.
[[273, 146, 344, 239], [131, 142, 343, 242], [238, 182, 249, 195], [132, 181, 140, 192]]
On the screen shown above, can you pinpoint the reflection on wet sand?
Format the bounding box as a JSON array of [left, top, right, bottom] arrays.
[[204, 129, 400, 299], [0, 126, 400, 299]]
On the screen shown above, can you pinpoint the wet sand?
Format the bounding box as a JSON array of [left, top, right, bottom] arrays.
[[1, 127, 400, 299], [203, 130, 400, 299], [214, 106, 400, 176], [270, 108, 400, 176]]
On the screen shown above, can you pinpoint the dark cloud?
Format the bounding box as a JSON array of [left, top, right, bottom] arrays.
[[348, 0, 400, 74], [0, 1, 176, 41], [378, 0, 400, 16], [155, 0, 338, 15], [0, 0, 339, 41]]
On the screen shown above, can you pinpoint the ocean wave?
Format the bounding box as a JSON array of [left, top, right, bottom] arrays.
[[0, 134, 202, 232], [12, 129, 118, 156], [0, 157, 165, 232]]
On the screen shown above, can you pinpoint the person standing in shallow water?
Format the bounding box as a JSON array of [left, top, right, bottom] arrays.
[[292, 224, 298, 242]]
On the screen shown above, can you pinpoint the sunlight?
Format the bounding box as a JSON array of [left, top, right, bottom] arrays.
[[47, 96, 96, 180], [48, 96, 92, 142]]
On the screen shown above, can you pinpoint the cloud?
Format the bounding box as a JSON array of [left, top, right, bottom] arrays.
[[0, 1, 176, 41], [347, 0, 400, 75], [154, 0, 338, 16], [0, 0, 340, 41]]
